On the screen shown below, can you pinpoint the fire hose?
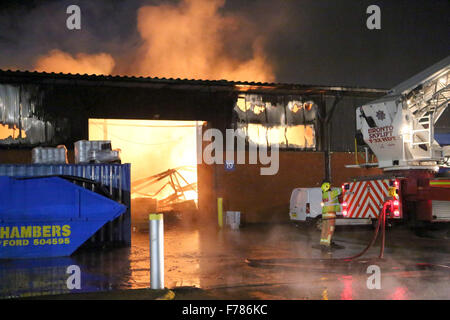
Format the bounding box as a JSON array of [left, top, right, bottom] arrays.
[[245, 197, 393, 268], [339, 197, 390, 260]]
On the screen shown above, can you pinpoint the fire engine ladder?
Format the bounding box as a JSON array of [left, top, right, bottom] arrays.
[[410, 113, 434, 158], [407, 73, 449, 160]]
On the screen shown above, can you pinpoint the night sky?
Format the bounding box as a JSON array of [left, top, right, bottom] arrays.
[[0, 0, 448, 89]]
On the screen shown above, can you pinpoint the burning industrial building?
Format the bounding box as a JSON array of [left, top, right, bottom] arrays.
[[0, 0, 449, 304], [0, 67, 387, 228]]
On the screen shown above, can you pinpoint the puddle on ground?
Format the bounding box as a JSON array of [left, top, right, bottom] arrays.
[[0, 224, 449, 299]]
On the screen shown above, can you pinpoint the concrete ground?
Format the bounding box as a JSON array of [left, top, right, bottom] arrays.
[[1, 222, 449, 299]]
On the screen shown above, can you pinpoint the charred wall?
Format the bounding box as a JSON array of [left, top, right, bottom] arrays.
[[39, 85, 236, 148]]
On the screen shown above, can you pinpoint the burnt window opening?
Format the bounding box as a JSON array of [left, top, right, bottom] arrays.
[[0, 84, 69, 146], [233, 93, 317, 150]]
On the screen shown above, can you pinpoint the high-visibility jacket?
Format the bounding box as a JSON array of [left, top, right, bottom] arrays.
[[322, 188, 341, 214]]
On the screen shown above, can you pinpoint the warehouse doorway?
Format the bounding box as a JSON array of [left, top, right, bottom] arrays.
[[88, 119, 203, 229]]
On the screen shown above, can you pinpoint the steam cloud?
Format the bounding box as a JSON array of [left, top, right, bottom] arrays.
[[33, 0, 275, 82]]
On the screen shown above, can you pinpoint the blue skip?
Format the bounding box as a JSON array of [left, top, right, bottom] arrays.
[[0, 176, 127, 259]]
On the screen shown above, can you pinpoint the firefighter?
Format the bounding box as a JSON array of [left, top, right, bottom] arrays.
[[320, 181, 344, 251]]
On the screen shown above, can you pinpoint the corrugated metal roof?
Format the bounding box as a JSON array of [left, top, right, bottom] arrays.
[[0, 69, 387, 96]]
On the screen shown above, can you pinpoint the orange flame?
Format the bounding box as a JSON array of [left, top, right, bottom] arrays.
[[34, 49, 115, 75], [0, 124, 26, 140], [133, 0, 274, 81], [33, 0, 275, 82], [88, 119, 200, 202]]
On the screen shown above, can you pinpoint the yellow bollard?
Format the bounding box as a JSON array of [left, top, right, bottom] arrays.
[[217, 197, 223, 228]]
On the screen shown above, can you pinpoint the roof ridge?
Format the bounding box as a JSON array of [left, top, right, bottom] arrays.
[[0, 69, 388, 92]]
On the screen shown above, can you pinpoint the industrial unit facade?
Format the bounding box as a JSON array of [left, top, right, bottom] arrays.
[[0, 70, 387, 223]]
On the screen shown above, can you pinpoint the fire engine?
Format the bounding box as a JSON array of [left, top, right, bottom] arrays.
[[342, 56, 450, 227]]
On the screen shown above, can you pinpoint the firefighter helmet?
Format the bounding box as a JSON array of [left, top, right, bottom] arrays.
[[321, 182, 331, 192], [388, 186, 397, 198]]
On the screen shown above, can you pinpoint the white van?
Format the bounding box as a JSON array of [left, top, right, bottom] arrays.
[[289, 187, 371, 227]]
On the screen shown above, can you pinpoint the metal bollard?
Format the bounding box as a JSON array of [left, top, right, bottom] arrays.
[[149, 213, 164, 289], [217, 197, 223, 228]]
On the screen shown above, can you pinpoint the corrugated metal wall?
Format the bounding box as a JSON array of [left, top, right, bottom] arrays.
[[328, 96, 376, 152], [0, 163, 131, 247]]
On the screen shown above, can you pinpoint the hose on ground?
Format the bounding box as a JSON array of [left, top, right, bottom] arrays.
[[246, 197, 391, 268], [339, 202, 386, 260]]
